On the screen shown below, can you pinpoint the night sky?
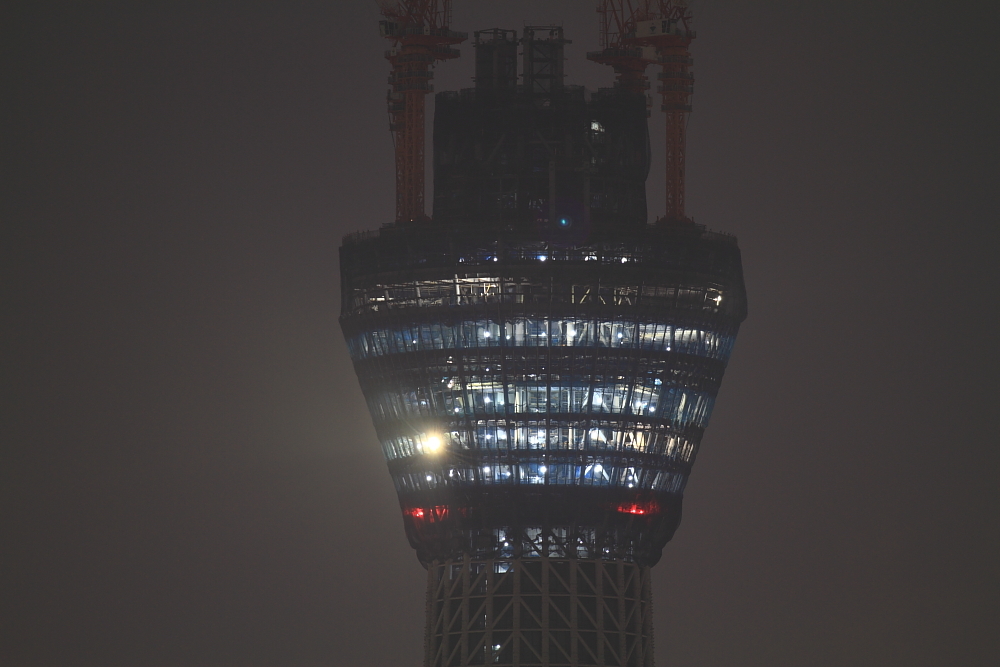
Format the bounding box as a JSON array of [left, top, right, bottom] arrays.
[[5, 2, 999, 666]]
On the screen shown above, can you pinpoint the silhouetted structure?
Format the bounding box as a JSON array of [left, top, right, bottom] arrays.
[[341, 22, 746, 667]]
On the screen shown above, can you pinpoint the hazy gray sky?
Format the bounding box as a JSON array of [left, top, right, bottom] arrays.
[[5, 2, 998, 665]]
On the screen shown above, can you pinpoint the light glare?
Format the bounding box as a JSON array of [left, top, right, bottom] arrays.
[[425, 435, 443, 453]]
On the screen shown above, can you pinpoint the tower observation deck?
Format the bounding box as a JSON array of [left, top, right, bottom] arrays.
[[340, 24, 746, 667]]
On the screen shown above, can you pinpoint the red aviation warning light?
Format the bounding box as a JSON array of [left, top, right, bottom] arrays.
[[616, 500, 661, 515], [406, 505, 450, 521], [377, 1, 467, 223]]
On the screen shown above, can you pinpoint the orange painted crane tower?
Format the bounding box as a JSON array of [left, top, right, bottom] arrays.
[[588, 1, 696, 223], [378, 1, 466, 222]]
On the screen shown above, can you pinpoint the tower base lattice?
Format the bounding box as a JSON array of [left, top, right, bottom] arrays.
[[425, 557, 654, 667]]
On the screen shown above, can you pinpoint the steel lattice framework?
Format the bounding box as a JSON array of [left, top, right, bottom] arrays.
[[425, 558, 653, 666]]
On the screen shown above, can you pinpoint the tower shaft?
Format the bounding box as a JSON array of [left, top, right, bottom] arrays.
[[343, 15, 746, 667], [425, 558, 653, 667]]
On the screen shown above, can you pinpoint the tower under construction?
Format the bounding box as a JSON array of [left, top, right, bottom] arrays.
[[340, 3, 746, 665]]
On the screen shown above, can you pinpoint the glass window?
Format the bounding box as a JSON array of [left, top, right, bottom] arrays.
[[351, 319, 734, 361]]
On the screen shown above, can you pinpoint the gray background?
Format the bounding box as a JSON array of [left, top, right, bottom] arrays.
[[5, 1, 998, 665]]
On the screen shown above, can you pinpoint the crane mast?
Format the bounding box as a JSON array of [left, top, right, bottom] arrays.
[[589, 1, 695, 223], [378, 1, 466, 222]]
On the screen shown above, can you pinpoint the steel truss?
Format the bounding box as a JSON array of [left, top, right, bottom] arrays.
[[426, 557, 653, 667]]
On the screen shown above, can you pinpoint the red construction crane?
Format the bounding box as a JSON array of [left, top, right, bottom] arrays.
[[588, 1, 658, 96], [588, 1, 696, 223], [377, 1, 466, 222]]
